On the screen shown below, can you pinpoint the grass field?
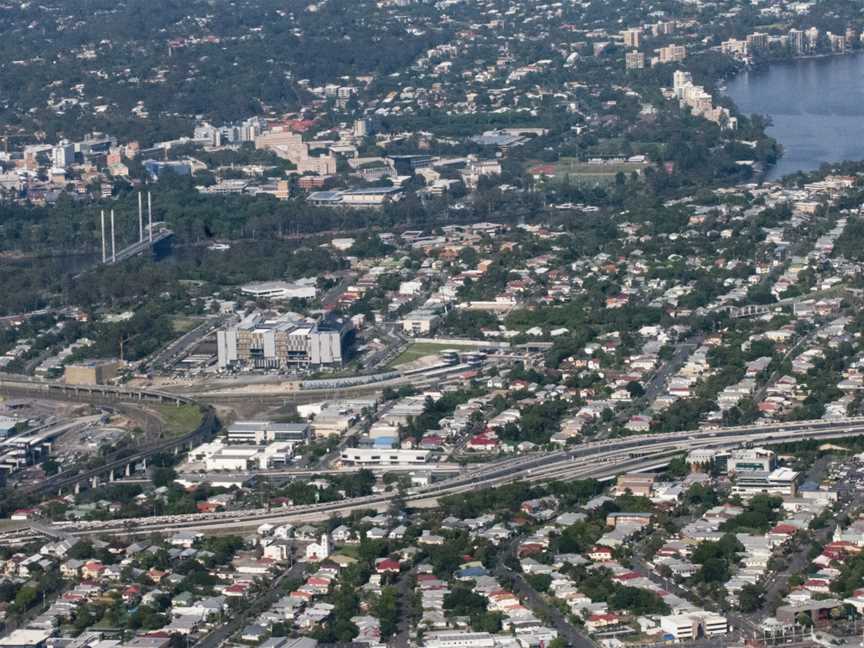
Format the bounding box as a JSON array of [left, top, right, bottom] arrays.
[[171, 316, 201, 333], [153, 403, 205, 437], [529, 156, 650, 185], [389, 341, 477, 368]]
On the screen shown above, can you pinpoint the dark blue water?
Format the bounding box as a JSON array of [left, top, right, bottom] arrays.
[[725, 53, 864, 180]]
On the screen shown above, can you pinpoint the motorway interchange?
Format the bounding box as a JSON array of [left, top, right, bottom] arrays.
[[17, 415, 864, 540]]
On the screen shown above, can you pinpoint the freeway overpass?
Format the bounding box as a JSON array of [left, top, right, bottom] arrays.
[[14, 408, 220, 497], [107, 463, 467, 486], [24, 416, 864, 539], [0, 375, 220, 496], [0, 374, 198, 405]]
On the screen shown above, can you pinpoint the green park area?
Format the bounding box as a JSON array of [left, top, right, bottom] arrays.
[[153, 403, 205, 437], [529, 156, 651, 185], [389, 342, 479, 368]]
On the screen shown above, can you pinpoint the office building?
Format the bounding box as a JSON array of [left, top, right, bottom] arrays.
[[657, 44, 686, 64], [52, 142, 75, 169], [143, 159, 192, 180], [621, 28, 642, 49], [194, 117, 266, 146], [625, 51, 645, 70], [423, 633, 496, 648], [732, 467, 800, 499], [77, 132, 115, 157], [216, 311, 352, 369], [340, 448, 430, 465], [660, 613, 727, 641], [0, 417, 16, 440], [255, 129, 337, 176], [728, 447, 776, 474], [189, 439, 294, 471], [614, 473, 654, 497], [239, 279, 318, 301], [226, 421, 310, 446], [788, 29, 805, 54], [402, 309, 441, 336], [388, 155, 433, 176]]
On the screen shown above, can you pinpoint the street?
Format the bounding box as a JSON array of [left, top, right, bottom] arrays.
[[496, 538, 596, 648], [193, 555, 305, 648]]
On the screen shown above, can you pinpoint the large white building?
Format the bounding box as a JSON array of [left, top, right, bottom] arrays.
[[239, 279, 318, 301], [732, 467, 800, 499], [402, 309, 440, 336], [423, 632, 496, 648], [340, 448, 430, 466], [52, 142, 75, 169], [226, 421, 310, 447], [217, 311, 352, 369], [660, 613, 727, 642], [189, 440, 294, 471], [728, 447, 776, 474]]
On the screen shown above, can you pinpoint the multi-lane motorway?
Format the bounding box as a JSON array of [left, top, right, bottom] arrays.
[[19, 416, 864, 540]]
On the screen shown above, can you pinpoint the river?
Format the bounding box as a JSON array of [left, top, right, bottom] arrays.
[[725, 52, 864, 181]]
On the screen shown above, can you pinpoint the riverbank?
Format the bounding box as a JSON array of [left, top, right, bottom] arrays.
[[724, 50, 864, 181]]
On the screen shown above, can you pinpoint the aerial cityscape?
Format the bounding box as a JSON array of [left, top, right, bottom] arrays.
[[5, 1, 864, 648]]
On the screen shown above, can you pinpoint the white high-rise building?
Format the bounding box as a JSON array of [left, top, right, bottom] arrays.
[[52, 142, 75, 169]]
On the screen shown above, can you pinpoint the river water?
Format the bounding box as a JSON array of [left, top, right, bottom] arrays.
[[725, 53, 864, 180]]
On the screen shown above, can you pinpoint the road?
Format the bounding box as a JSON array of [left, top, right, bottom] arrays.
[[194, 553, 305, 648], [392, 567, 416, 648], [627, 455, 862, 641], [643, 334, 704, 402], [495, 538, 595, 648], [361, 323, 409, 371], [17, 414, 864, 541], [148, 314, 231, 371], [750, 457, 864, 622]]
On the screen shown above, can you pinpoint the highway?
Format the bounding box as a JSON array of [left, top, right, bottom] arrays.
[[0, 374, 198, 405], [147, 314, 231, 371], [19, 415, 864, 540], [11, 409, 218, 497]]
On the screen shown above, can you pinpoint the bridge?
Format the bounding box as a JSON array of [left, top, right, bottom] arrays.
[[0, 375, 218, 496], [104, 228, 174, 265], [713, 290, 850, 319], [106, 463, 466, 488], [0, 374, 197, 405], [18, 408, 219, 497], [17, 415, 864, 539]]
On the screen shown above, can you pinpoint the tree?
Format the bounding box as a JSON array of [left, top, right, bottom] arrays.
[[13, 586, 38, 612], [472, 612, 503, 633], [698, 557, 730, 584], [525, 573, 552, 593], [557, 521, 603, 554], [373, 587, 400, 639], [444, 588, 488, 616], [458, 246, 480, 268], [625, 381, 645, 398], [151, 466, 177, 488], [738, 583, 765, 613]]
